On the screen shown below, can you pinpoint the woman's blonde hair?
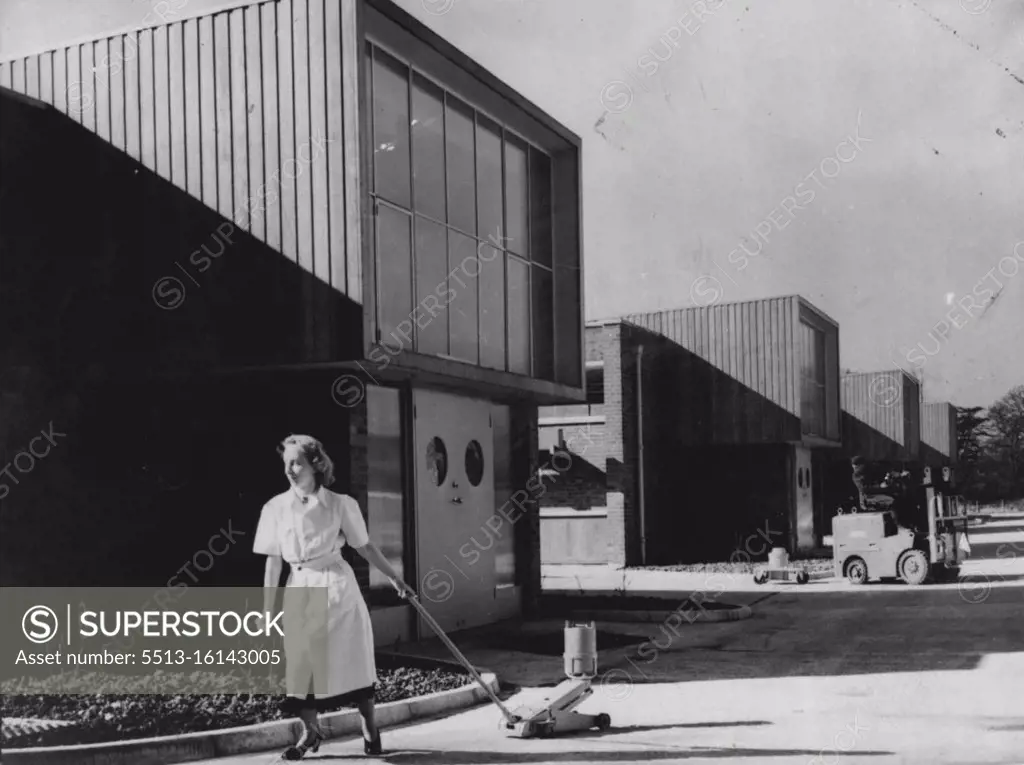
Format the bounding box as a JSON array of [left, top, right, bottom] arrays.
[[278, 434, 335, 489]]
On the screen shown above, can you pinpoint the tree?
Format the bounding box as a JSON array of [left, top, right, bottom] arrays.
[[957, 406, 988, 464], [987, 385, 1024, 494], [955, 405, 990, 496]]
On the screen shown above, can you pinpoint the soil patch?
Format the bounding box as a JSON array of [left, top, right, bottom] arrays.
[[1, 658, 471, 749], [627, 559, 834, 575]]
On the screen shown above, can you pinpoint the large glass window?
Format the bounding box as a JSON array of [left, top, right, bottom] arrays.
[[367, 386, 406, 594], [414, 215, 448, 356], [366, 42, 557, 379], [412, 74, 446, 223], [479, 240, 506, 370], [444, 96, 476, 235], [504, 136, 529, 255], [375, 203, 413, 347], [448, 230, 479, 363], [476, 115, 503, 243], [507, 255, 531, 375], [372, 49, 411, 209]]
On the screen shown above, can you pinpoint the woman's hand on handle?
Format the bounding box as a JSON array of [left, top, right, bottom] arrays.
[[390, 577, 416, 600]]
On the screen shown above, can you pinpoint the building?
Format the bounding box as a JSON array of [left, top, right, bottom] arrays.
[[920, 401, 959, 471], [0, 0, 584, 641], [538, 295, 843, 566], [839, 370, 922, 464]]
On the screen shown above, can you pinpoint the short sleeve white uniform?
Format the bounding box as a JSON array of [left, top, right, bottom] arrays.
[[254, 487, 376, 701]]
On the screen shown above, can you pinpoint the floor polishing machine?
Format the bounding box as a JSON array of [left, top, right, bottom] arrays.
[[407, 593, 611, 739]]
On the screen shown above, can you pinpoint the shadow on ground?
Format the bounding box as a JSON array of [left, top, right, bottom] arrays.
[[395, 516, 1024, 688], [308, 747, 894, 762]]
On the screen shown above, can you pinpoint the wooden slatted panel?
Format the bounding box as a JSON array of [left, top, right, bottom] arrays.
[[183, 20, 201, 200], [309, 0, 331, 357], [82, 43, 97, 132], [840, 371, 919, 453], [66, 46, 82, 124], [154, 26, 171, 178], [326, 0, 346, 297], [245, 4, 265, 241], [95, 40, 112, 143], [124, 33, 141, 161], [229, 8, 249, 229], [168, 23, 187, 189], [921, 402, 957, 461], [108, 39, 125, 150], [261, 4, 281, 251], [625, 295, 803, 418], [139, 30, 156, 170], [25, 56, 39, 99], [0, 0, 373, 358], [12, 58, 25, 100], [277, 0, 299, 267], [198, 17, 217, 208]]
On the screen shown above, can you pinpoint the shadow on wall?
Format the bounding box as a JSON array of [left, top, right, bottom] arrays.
[[538, 447, 609, 511], [638, 335, 803, 565], [841, 411, 912, 463], [0, 90, 363, 587]]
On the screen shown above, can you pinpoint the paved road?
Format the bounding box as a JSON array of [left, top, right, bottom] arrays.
[[198, 516, 1024, 764]]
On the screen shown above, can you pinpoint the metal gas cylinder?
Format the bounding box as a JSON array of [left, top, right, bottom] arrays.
[[563, 620, 597, 679], [768, 547, 789, 568]]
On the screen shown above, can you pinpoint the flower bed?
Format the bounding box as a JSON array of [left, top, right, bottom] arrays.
[[2, 663, 471, 748], [625, 558, 834, 575]]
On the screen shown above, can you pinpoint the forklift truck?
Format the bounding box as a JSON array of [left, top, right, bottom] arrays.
[[832, 466, 970, 585]]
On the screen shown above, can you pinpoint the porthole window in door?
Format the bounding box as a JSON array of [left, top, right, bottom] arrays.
[[465, 439, 484, 486], [426, 437, 448, 486]]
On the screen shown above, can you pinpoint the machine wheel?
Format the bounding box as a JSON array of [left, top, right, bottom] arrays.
[[845, 557, 868, 585], [753, 569, 769, 585], [899, 549, 929, 585], [596, 713, 611, 731], [796, 570, 809, 585]]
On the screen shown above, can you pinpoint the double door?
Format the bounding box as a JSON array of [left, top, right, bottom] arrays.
[[413, 388, 496, 634]]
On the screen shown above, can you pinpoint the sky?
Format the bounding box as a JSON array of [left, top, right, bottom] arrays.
[[2, 0, 1022, 408]]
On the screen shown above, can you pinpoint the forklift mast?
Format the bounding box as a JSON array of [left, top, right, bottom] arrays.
[[922, 465, 969, 564]]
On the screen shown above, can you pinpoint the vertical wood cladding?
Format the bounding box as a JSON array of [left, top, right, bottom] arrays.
[[0, 0, 362, 309]]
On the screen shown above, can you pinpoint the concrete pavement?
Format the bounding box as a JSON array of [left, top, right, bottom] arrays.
[[186, 514, 1024, 764]]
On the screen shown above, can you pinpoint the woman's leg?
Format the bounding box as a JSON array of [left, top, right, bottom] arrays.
[[298, 705, 321, 738], [356, 696, 378, 741]]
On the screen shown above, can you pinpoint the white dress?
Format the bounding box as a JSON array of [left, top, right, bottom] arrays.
[[253, 487, 377, 703]]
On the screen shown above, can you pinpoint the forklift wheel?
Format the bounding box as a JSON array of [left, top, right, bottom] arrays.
[[796, 571, 809, 585], [596, 713, 611, 731], [753, 569, 769, 585], [898, 549, 929, 586], [845, 557, 868, 585]]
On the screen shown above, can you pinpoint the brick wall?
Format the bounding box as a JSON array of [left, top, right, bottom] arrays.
[[542, 320, 809, 567], [539, 322, 696, 566]]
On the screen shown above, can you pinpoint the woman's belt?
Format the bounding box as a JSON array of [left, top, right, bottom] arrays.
[[288, 550, 344, 571]]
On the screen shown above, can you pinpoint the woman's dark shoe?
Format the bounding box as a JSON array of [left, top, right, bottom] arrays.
[[363, 731, 382, 756], [281, 726, 323, 760]]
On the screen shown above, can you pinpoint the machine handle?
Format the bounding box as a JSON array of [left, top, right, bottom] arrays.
[[406, 594, 520, 725]]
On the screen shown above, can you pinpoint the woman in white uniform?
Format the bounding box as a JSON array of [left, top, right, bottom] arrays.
[[254, 434, 414, 759]]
